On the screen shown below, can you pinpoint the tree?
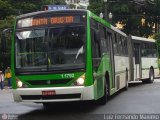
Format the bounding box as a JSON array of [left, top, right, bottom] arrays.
[[154, 32, 160, 72], [52, 0, 66, 5], [0, 0, 13, 19], [9, 0, 54, 14], [88, 0, 104, 16], [7, 0, 66, 14], [0, 15, 15, 67], [88, 0, 160, 37]]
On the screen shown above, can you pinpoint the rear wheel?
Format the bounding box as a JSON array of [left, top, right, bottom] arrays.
[[124, 71, 129, 91], [143, 68, 154, 83], [148, 69, 154, 83]]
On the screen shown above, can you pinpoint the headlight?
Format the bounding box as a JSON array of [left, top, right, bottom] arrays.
[[74, 74, 85, 86], [17, 80, 23, 88], [16, 78, 28, 88], [77, 78, 85, 85]]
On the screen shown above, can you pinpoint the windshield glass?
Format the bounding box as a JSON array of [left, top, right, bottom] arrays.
[[15, 26, 86, 72]]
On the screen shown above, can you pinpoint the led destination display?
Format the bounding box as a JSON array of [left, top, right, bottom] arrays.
[[17, 15, 85, 28]]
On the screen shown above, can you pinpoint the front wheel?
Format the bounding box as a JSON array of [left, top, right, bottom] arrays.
[[97, 81, 108, 105]]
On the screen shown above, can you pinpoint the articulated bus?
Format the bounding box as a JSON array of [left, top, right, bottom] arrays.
[[1, 10, 158, 106], [128, 36, 158, 83]]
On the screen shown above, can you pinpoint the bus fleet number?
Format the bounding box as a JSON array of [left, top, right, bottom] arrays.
[[61, 73, 74, 79]]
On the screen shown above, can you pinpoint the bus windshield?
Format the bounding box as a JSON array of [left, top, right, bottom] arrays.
[[15, 25, 86, 73]]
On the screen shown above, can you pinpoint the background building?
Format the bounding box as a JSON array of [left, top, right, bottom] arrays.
[[65, 0, 89, 9]]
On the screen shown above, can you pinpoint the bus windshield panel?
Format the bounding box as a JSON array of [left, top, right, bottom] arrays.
[[15, 14, 86, 73]]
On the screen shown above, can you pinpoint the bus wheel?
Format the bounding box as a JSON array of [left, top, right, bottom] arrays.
[[124, 71, 129, 91], [148, 69, 154, 83], [97, 81, 108, 105]]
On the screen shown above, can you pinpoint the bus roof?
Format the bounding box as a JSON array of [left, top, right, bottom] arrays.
[[17, 9, 88, 19], [131, 36, 155, 43]]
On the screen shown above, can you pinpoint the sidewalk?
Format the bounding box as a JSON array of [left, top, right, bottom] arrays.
[[0, 87, 13, 103], [1, 86, 12, 90]]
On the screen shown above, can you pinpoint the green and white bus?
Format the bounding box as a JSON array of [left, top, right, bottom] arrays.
[[0, 9, 136, 105]]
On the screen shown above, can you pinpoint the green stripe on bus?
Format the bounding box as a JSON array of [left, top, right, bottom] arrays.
[[90, 12, 111, 28]]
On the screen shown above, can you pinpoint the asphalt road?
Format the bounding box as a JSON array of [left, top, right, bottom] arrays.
[[1, 79, 160, 120]]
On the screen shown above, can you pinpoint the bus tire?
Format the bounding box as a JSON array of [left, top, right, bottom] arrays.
[[124, 70, 129, 91], [148, 68, 154, 83], [97, 80, 108, 105]]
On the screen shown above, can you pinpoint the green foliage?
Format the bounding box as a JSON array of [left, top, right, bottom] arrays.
[[154, 33, 160, 41], [9, 0, 54, 14], [0, 0, 13, 19], [154, 32, 160, 70], [69, 4, 76, 9], [88, 0, 104, 16], [52, 0, 66, 5], [89, 0, 160, 37], [0, 16, 14, 67], [112, 4, 129, 14]]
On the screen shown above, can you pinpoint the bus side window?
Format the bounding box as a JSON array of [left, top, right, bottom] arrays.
[[141, 43, 146, 57], [113, 33, 118, 55], [90, 18, 101, 58], [149, 43, 156, 57], [121, 36, 127, 56], [125, 38, 128, 55], [91, 28, 101, 58], [91, 27, 102, 71], [153, 43, 157, 57], [118, 36, 123, 55], [123, 38, 128, 55], [99, 24, 108, 54], [134, 43, 140, 64]]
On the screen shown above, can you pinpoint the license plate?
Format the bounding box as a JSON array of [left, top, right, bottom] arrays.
[[42, 91, 56, 96]]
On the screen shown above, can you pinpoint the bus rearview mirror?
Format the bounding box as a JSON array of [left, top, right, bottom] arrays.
[[95, 30, 100, 42]]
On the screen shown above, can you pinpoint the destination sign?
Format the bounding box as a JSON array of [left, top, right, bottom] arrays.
[[31, 16, 74, 26], [17, 15, 84, 28]]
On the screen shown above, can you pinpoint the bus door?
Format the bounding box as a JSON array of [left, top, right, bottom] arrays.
[[134, 43, 142, 80], [107, 33, 115, 89]]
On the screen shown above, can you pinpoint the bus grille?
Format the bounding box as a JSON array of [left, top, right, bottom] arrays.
[[21, 94, 81, 100], [27, 79, 72, 86]]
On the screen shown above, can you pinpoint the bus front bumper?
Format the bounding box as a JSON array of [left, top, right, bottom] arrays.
[[12, 85, 94, 103]]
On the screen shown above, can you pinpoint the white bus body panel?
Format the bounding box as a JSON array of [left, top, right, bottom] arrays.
[[114, 56, 129, 90], [13, 85, 94, 103]]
